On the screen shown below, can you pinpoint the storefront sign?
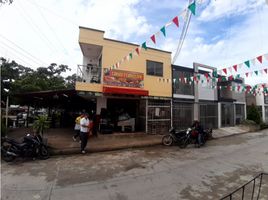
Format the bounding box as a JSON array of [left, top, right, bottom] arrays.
[[103, 69, 144, 88]]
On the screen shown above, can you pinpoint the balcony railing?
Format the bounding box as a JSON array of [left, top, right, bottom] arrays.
[[76, 64, 102, 84]]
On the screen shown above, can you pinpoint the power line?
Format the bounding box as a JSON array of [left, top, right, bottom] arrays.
[[0, 34, 47, 66], [14, 1, 59, 54], [26, 0, 78, 26], [29, 0, 69, 55], [0, 44, 35, 68]]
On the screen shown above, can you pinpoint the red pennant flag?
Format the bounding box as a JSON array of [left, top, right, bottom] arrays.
[[172, 16, 179, 27], [237, 85, 241, 91], [150, 35, 156, 44], [228, 75, 233, 81], [135, 47, 140, 55], [257, 55, 263, 63], [233, 65, 237, 72], [222, 68, 227, 75], [245, 72, 249, 77], [204, 73, 209, 79], [227, 85, 231, 90], [264, 69, 268, 74], [218, 77, 222, 82]]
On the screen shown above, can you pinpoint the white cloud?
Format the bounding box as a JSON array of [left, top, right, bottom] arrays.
[[170, 0, 268, 85], [199, 0, 264, 22], [0, 0, 151, 73]]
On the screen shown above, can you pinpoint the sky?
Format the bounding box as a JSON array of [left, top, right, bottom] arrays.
[[0, 0, 268, 85]]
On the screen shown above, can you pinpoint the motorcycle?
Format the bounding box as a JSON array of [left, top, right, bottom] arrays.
[[1, 133, 49, 162], [179, 127, 213, 149], [162, 127, 187, 146]]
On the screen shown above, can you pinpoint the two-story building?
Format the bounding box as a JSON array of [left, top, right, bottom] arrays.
[[76, 27, 172, 134], [172, 63, 247, 129]]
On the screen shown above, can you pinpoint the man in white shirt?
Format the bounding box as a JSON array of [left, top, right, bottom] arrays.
[[80, 113, 90, 154]]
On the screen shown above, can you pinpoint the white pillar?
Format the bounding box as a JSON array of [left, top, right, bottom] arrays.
[[96, 97, 107, 115], [218, 102, 221, 128]]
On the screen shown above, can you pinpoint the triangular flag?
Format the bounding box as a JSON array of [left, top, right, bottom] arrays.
[[181, 9, 188, 22], [135, 47, 140, 55], [264, 69, 268, 74], [254, 71, 258, 75], [160, 26, 166, 37], [129, 53, 133, 59], [142, 42, 148, 50], [245, 72, 249, 77], [250, 58, 256, 65], [257, 55, 263, 63], [244, 60, 250, 68], [150, 35, 156, 44], [264, 53, 268, 61], [222, 68, 227, 75], [238, 63, 243, 69], [233, 65, 237, 72], [188, 1, 196, 15], [172, 16, 179, 27], [228, 67, 232, 74]]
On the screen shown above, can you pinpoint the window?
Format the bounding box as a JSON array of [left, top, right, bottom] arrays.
[[173, 70, 194, 95], [146, 60, 163, 76]]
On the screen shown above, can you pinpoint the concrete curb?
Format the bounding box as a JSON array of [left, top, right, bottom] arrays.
[[48, 130, 254, 156], [49, 141, 162, 156]]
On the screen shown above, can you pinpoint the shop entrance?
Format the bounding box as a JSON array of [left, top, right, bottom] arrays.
[[221, 103, 234, 127], [106, 98, 139, 132]]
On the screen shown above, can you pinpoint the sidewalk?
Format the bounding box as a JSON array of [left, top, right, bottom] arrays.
[[6, 125, 255, 155]]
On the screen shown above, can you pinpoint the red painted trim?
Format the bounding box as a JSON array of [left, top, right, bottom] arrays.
[[103, 86, 149, 96]]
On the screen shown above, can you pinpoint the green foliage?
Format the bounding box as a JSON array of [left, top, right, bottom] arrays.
[[33, 115, 50, 136], [240, 119, 257, 126], [1, 57, 76, 104], [247, 104, 261, 124]]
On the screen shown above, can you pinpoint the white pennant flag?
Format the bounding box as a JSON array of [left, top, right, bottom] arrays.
[[181, 9, 188, 22], [264, 53, 268, 61], [228, 67, 232, 74], [238, 63, 243, 69], [251, 58, 256, 66]]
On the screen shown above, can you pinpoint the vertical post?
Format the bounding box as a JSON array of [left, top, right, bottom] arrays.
[[170, 99, 173, 127], [5, 95, 9, 128], [26, 105, 30, 128], [251, 179, 255, 200], [256, 173, 263, 200], [218, 102, 221, 128], [193, 63, 199, 121], [145, 98, 148, 133]]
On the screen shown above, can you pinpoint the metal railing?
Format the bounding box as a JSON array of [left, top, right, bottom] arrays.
[[220, 172, 268, 200]]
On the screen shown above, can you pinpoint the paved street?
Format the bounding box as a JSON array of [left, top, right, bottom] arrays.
[[1, 129, 268, 200]]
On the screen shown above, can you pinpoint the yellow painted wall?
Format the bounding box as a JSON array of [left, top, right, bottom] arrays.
[[77, 27, 172, 98]]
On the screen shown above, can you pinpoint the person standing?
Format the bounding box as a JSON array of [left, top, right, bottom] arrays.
[[73, 114, 83, 142], [80, 113, 90, 154]]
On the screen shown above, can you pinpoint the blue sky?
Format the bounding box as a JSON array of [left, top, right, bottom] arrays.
[[0, 0, 268, 85]]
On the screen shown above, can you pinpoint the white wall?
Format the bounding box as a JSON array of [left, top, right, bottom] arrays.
[[96, 97, 107, 115]]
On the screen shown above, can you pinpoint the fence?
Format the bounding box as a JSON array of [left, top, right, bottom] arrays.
[[220, 172, 268, 200]]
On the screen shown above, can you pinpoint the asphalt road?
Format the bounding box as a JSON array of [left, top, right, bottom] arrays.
[[1, 129, 268, 200]]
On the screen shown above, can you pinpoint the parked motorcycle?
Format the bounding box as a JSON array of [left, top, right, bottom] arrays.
[[162, 127, 187, 146], [1, 133, 49, 162], [179, 127, 213, 149]]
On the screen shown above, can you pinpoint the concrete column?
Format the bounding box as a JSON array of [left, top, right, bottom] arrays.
[[218, 102, 221, 128], [96, 97, 107, 115], [262, 105, 265, 122]]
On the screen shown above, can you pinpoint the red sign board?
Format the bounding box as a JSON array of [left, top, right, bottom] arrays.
[[103, 69, 144, 88]]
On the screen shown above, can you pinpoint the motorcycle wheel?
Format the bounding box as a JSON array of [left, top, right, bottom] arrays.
[[179, 138, 188, 149], [162, 135, 173, 146], [1, 146, 15, 162], [39, 146, 49, 160]]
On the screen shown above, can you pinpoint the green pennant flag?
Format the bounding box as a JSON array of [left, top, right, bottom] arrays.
[[201, 79, 204, 83], [197, 74, 201, 80], [222, 77, 227, 81], [244, 60, 250, 68], [142, 42, 148, 50], [129, 53, 133, 59], [212, 69, 217, 78], [160, 26, 166, 37], [188, 1, 196, 15], [235, 74, 240, 79], [232, 86, 235, 91], [254, 71, 258, 75]]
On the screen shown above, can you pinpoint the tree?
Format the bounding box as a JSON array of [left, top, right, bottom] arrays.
[[0, 0, 13, 5], [247, 104, 261, 124], [1, 57, 76, 104]]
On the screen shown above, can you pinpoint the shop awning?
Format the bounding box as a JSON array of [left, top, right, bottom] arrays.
[[103, 86, 149, 96]]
